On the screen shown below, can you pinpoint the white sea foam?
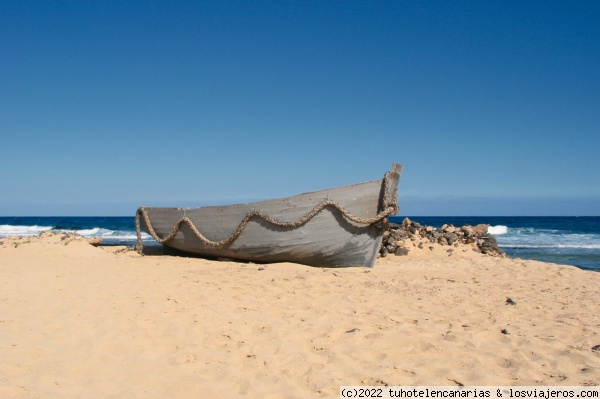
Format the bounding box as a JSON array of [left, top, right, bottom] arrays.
[[488, 225, 508, 235], [0, 224, 53, 237], [505, 243, 600, 249], [60, 228, 153, 242], [495, 230, 600, 250], [0, 224, 152, 245], [76, 227, 111, 237]]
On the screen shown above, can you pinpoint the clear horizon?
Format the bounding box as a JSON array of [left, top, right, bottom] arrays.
[[2, 1, 599, 216], [1, 195, 599, 217]]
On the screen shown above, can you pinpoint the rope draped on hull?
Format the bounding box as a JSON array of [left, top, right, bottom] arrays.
[[135, 171, 399, 254]]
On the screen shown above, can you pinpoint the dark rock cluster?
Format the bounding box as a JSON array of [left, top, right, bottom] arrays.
[[380, 217, 506, 258]]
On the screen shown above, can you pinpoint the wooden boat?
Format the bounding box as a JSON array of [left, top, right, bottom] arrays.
[[135, 164, 402, 267]]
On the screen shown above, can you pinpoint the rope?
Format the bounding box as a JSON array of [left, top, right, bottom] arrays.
[[135, 171, 399, 254]]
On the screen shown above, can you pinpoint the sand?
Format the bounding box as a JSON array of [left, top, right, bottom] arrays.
[[0, 233, 599, 398]]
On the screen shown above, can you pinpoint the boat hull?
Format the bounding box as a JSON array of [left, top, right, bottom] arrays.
[[138, 165, 401, 267]]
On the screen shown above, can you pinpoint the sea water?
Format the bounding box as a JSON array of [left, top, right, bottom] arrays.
[[1, 216, 599, 272]]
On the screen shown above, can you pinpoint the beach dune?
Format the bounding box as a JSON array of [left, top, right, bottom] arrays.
[[0, 233, 599, 398]]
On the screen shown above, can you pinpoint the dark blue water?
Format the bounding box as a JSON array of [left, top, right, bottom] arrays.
[[2, 216, 599, 271]]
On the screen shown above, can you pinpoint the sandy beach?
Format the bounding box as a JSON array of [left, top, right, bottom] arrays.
[[1, 233, 599, 398]]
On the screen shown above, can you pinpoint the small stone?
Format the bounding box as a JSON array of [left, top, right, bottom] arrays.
[[87, 237, 103, 246], [505, 298, 517, 306], [591, 344, 600, 351], [444, 232, 457, 241], [394, 247, 409, 256], [462, 226, 474, 237], [501, 329, 510, 335], [473, 224, 490, 235], [39, 230, 56, 238]]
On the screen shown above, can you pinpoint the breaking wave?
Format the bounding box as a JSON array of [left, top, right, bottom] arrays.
[[0, 224, 152, 245], [487, 225, 508, 235], [0, 224, 53, 236]]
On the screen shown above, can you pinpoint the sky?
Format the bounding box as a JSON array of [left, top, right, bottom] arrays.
[[1, 0, 598, 216]]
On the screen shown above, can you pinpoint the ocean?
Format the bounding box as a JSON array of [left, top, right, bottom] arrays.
[[1, 216, 599, 272]]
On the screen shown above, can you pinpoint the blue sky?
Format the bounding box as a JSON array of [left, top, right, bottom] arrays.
[[1, 1, 598, 216]]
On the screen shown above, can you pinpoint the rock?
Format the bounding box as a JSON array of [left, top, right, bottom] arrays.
[[472, 224, 490, 235], [444, 233, 457, 245], [461, 226, 474, 237], [39, 230, 57, 238], [394, 247, 409, 256], [444, 225, 456, 233], [87, 237, 103, 246]]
